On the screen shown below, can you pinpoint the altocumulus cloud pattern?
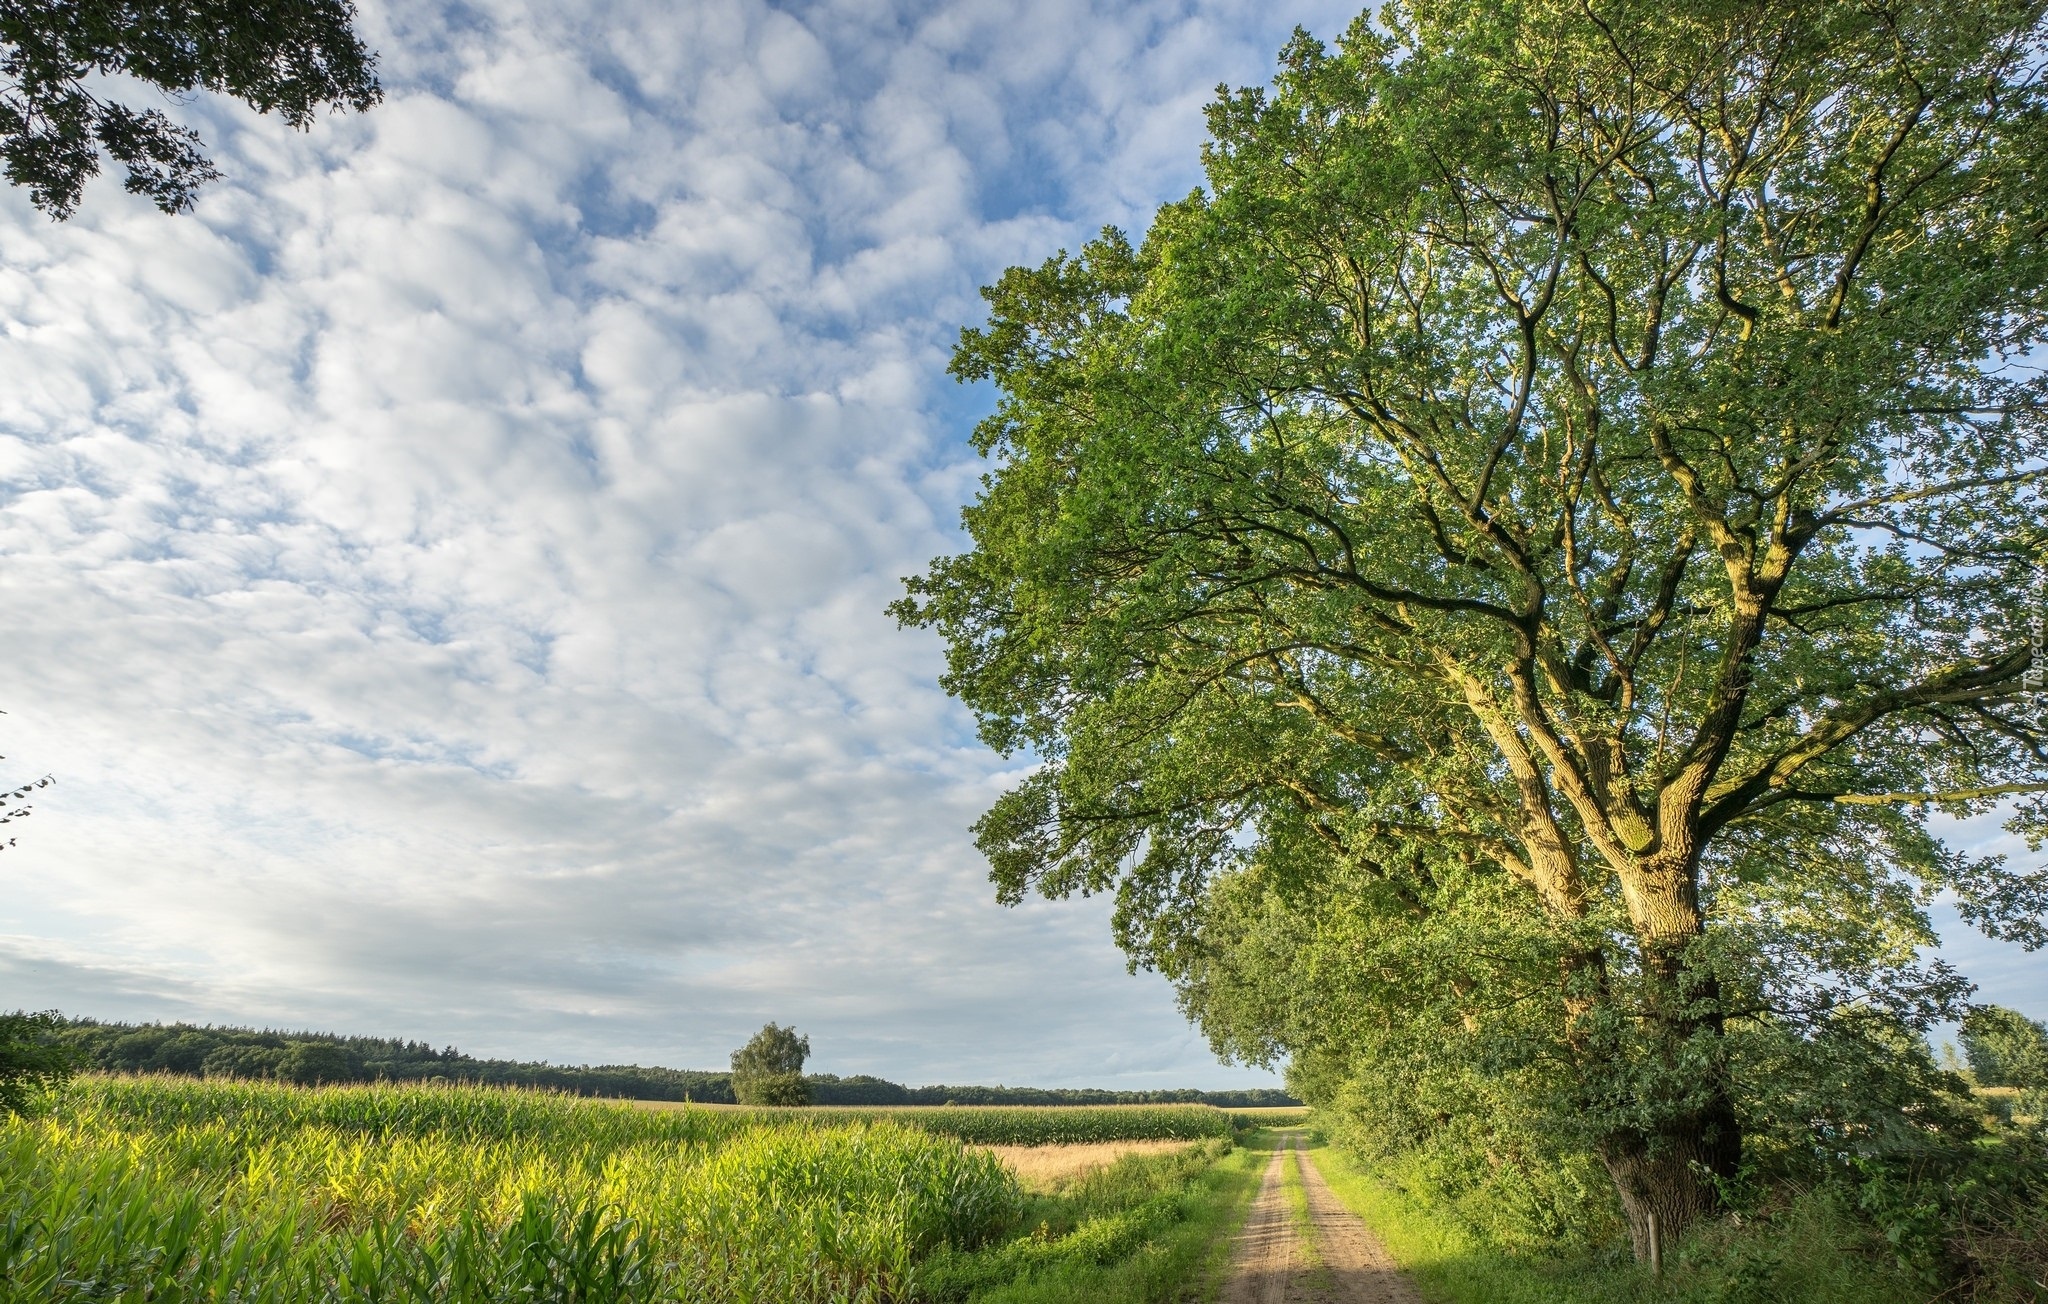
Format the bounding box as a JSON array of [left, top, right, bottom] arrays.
[[0, 0, 1365, 1086]]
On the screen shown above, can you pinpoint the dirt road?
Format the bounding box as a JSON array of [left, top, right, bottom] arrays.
[[1221, 1133, 1422, 1304]]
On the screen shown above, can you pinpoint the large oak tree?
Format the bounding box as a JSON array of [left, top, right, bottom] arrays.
[[899, 0, 2048, 1254]]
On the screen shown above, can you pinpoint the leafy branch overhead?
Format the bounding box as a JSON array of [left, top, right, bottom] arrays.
[[0, 0, 381, 219], [901, 0, 2048, 1258]]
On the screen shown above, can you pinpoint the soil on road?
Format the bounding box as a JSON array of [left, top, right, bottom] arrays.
[[1221, 1132, 1422, 1304]]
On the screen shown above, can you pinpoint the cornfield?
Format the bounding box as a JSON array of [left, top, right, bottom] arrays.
[[68, 1075, 1236, 1147], [702, 1104, 1236, 1147], [0, 1077, 1029, 1303]]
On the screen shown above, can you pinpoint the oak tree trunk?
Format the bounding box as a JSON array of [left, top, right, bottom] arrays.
[[1599, 1089, 1741, 1262], [1596, 865, 1738, 1262]]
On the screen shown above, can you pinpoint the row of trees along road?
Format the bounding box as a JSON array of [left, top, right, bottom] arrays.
[[898, 0, 2048, 1259]]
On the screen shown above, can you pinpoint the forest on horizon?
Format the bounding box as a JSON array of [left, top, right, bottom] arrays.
[[33, 1015, 1301, 1108]]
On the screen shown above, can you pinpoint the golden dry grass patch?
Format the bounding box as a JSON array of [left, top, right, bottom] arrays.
[[978, 1138, 1196, 1190]]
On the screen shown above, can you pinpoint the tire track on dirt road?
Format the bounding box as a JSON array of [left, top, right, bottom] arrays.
[[1221, 1134, 1298, 1304], [1221, 1132, 1423, 1304]]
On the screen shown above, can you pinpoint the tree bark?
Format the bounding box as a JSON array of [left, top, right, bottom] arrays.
[[1594, 857, 1738, 1260], [1598, 1089, 1741, 1261]]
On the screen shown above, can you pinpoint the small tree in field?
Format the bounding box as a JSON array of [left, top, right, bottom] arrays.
[[899, 0, 2048, 1257], [730, 1023, 810, 1106]]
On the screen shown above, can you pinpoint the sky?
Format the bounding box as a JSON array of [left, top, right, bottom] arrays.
[[0, 0, 2040, 1090]]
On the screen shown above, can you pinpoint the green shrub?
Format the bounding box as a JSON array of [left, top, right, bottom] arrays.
[[1847, 1126, 2048, 1297], [1302, 1047, 1624, 1255]]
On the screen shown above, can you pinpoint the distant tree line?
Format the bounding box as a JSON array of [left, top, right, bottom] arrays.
[[32, 1017, 1300, 1107], [39, 1017, 731, 1099]]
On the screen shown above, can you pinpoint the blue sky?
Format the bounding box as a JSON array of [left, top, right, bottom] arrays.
[[0, 0, 2039, 1088]]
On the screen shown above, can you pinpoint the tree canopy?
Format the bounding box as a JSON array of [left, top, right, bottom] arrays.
[[900, 0, 2048, 1256], [0, 0, 381, 219]]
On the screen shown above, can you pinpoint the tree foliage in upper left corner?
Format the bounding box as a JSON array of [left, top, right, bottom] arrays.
[[0, 0, 381, 220], [0, 1010, 74, 1116]]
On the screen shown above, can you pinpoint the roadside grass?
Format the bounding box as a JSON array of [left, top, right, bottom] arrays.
[[921, 1130, 1274, 1303], [1305, 1137, 1927, 1304], [1282, 1143, 1313, 1245]]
